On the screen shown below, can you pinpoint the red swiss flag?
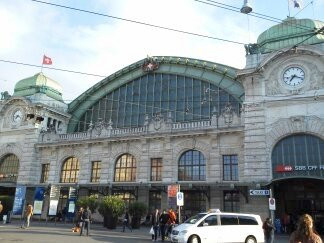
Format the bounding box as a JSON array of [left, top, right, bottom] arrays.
[[42, 55, 52, 65]]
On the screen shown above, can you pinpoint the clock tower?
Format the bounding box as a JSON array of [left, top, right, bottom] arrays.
[[237, 17, 324, 218], [0, 73, 70, 188]]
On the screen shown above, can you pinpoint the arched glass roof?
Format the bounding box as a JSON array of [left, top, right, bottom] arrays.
[[67, 56, 244, 132]]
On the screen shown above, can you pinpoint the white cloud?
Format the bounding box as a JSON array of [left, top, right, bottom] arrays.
[[0, 0, 318, 102]]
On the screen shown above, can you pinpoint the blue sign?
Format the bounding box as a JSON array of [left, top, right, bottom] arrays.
[[12, 186, 26, 215], [34, 187, 45, 201]]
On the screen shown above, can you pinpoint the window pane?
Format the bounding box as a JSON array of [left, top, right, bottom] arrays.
[[178, 150, 205, 181], [114, 154, 136, 182]]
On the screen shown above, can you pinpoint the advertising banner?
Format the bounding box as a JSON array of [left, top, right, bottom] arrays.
[[48, 200, 59, 216], [48, 185, 60, 216], [12, 186, 26, 215], [66, 187, 77, 218], [33, 187, 45, 215], [167, 185, 179, 209]]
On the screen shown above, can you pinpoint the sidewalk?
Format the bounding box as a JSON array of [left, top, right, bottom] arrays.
[[2, 219, 291, 242]]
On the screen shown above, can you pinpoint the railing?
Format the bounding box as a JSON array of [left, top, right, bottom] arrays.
[[40, 117, 242, 143]]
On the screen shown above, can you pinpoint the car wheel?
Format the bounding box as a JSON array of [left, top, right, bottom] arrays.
[[245, 236, 256, 243], [189, 235, 200, 243]]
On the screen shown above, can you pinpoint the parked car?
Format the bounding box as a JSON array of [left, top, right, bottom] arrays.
[[171, 209, 264, 243]]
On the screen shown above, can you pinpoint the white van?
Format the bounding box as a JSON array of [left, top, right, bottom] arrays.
[[171, 210, 264, 243]]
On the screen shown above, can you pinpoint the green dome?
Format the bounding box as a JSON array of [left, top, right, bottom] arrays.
[[257, 18, 324, 54], [14, 73, 63, 101]]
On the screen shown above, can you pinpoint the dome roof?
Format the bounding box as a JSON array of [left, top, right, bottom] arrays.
[[256, 18, 324, 54], [14, 73, 63, 101]]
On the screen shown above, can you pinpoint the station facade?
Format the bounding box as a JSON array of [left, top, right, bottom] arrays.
[[0, 17, 323, 222]]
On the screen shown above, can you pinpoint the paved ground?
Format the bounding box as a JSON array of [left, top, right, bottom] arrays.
[[0, 220, 290, 243]]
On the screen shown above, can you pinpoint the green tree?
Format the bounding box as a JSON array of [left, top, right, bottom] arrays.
[[129, 201, 147, 229], [76, 195, 99, 213], [98, 196, 125, 229]]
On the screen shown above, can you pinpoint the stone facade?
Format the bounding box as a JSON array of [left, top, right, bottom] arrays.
[[1, 20, 323, 223]]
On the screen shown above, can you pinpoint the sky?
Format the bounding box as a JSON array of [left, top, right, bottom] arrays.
[[0, 0, 323, 102]]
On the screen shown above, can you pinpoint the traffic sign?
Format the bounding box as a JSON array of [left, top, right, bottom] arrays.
[[269, 198, 276, 210], [249, 190, 270, 196], [177, 192, 184, 206]]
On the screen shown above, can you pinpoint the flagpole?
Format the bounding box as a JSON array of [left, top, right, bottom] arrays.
[[287, 0, 291, 17], [41, 55, 44, 73]]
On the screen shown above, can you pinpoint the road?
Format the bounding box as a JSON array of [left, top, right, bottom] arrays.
[[0, 220, 290, 243]]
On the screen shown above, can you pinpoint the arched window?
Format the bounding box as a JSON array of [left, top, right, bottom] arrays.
[[0, 154, 19, 182], [76, 73, 242, 131], [272, 134, 324, 178], [60, 157, 80, 183], [178, 150, 206, 181], [114, 154, 136, 182]]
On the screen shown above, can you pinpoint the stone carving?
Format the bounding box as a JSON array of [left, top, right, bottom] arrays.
[[0, 91, 11, 100], [267, 116, 324, 150], [221, 103, 234, 126], [142, 56, 159, 72], [244, 44, 259, 55], [152, 113, 163, 131]]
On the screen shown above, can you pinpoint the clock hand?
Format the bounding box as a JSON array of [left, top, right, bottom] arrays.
[[289, 75, 296, 82]]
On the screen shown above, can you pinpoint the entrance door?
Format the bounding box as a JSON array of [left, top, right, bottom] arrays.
[[274, 179, 324, 234]]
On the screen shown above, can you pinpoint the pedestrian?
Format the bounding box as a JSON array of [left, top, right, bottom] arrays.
[[73, 207, 83, 233], [289, 214, 322, 243], [159, 209, 170, 242], [263, 218, 275, 243], [21, 203, 33, 228], [122, 210, 132, 232], [80, 206, 91, 236], [167, 208, 177, 237], [151, 209, 160, 242], [0, 200, 3, 222]]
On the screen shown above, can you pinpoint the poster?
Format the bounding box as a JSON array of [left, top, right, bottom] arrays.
[[68, 201, 75, 213], [48, 200, 59, 216], [167, 185, 179, 209], [33, 200, 43, 215], [12, 186, 26, 215]]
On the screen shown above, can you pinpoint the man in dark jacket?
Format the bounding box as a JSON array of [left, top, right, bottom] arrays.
[[159, 209, 170, 242], [151, 209, 160, 241], [80, 206, 91, 236]]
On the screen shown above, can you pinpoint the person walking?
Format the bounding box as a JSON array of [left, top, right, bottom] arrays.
[[80, 206, 91, 236], [159, 209, 170, 242], [151, 209, 160, 242], [263, 218, 275, 243], [0, 200, 3, 223], [74, 207, 83, 232], [167, 209, 177, 237], [289, 214, 322, 243], [21, 203, 33, 228], [122, 210, 132, 232]]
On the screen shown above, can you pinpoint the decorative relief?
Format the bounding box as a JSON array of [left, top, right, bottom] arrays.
[[173, 138, 210, 161], [0, 143, 23, 160], [264, 56, 322, 96], [267, 116, 324, 150]]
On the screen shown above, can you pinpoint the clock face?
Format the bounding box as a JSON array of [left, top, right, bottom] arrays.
[[12, 110, 23, 124], [283, 67, 305, 86]]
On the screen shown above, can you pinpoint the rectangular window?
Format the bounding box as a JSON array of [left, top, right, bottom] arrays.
[[91, 161, 101, 183], [40, 163, 50, 183], [151, 158, 162, 181], [223, 155, 238, 181], [223, 190, 240, 212]]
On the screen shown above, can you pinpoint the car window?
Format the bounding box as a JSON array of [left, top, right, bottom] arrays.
[[184, 213, 207, 224], [238, 216, 258, 225], [220, 215, 238, 225], [200, 215, 218, 226]]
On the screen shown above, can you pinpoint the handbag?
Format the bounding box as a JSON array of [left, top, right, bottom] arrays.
[[149, 226, 154, 235]]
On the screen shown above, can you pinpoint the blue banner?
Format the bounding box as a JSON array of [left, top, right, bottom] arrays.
[[12, 186, 26, 215], [33, 187, 45, 215], [34, 187, 45, 201]]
